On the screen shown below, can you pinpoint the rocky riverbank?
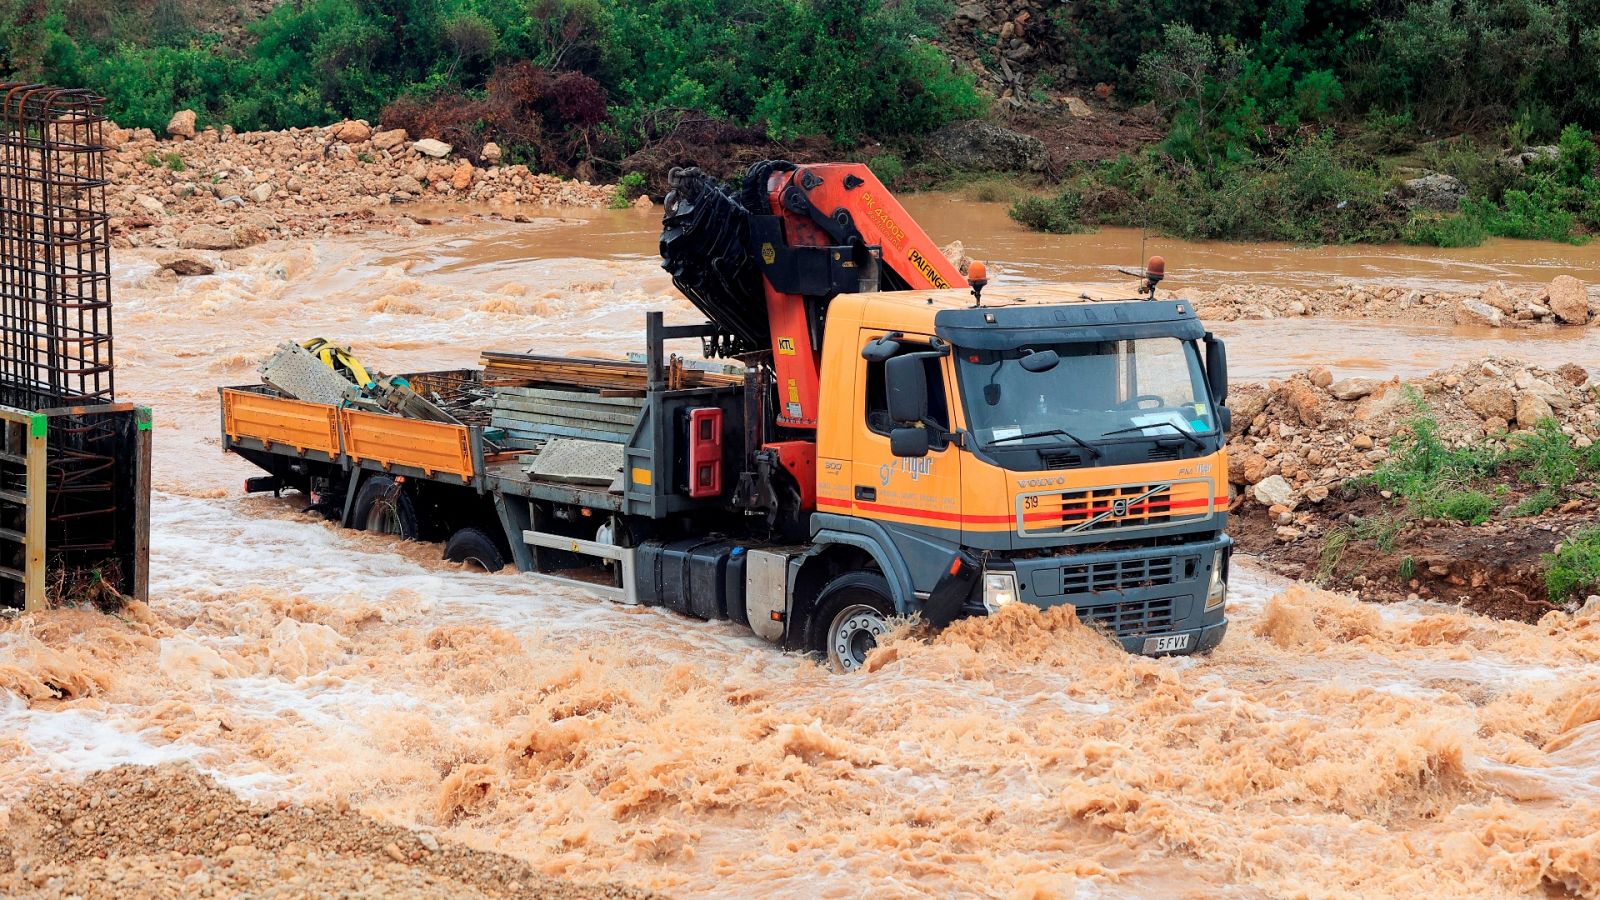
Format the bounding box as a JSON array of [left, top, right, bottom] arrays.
[[106, 114, 622, 251], [1227, 357, 1600, 619], [1192, 277, 1599, 327]]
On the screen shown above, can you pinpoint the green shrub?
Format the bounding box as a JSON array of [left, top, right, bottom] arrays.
[[1425, 489, 1496, 524], [1546, 527, 1600, 602], [1404, 212, 1487, 248], [1505, 418, 1582, 489], [1369, 395, 1502, 518], [162, 152, 185, 171], [868, 153, 905, 187], [1512, 486, 1560, 517], [610, 170, 647, 208], [1009, 192, 1089, 234]]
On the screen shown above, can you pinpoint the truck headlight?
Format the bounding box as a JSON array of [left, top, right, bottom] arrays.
[[983, 572, 1019, 613], [1205, 549, 1227, 611]]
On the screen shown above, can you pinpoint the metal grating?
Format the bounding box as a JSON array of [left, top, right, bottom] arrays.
[[1078, 597, 1176, 637], [0, 83, 113, 409], [1060, 556, 1178, 595]]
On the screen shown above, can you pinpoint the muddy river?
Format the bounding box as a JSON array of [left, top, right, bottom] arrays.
[[4, 198, 1600, 897]]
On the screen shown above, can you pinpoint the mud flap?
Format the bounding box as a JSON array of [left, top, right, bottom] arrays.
[[923, 549, 980, 628]]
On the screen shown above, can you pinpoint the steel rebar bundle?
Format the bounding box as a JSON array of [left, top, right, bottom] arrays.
[[0, 83, 113, 408]]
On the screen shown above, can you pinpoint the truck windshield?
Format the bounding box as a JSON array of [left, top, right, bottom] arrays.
[[956, 338, 1215, 447]]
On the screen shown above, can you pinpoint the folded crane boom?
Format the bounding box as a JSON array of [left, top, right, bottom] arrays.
[[661, 162, 966, 428]]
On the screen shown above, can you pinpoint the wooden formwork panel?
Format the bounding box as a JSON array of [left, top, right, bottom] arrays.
[[339, 408, 474, 479], [222, 389, 340, 456]]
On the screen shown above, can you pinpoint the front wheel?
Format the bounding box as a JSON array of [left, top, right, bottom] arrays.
[[813, 572, 895, 673]]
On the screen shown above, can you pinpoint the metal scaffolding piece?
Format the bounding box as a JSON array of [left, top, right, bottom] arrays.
[[0, 83, 113, 409]]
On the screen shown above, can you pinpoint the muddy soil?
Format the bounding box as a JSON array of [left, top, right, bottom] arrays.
[[1230, 488, 1587, 622], [0, 765, 654, 899]]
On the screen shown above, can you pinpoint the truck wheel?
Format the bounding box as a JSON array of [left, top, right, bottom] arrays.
[[351, 476, 418, 539], [444, 527, 506, 572], [814, 572, 895, 673]]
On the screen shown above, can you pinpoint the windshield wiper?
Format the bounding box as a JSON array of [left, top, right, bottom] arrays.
[[987, 428, 1102, 458], [1101, 421, 1206, 451]]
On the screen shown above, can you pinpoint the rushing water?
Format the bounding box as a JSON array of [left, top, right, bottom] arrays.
[[4, 199, 1600, 897]]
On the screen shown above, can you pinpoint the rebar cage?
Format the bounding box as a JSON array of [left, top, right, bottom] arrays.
[[0, 84, 147, 611], [0, 83, 113, 410]]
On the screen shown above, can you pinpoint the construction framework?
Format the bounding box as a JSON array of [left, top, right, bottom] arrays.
[[0, 84, 147, 611]]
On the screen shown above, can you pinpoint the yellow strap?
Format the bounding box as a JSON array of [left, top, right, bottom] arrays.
[[300, 337, 373, 387]]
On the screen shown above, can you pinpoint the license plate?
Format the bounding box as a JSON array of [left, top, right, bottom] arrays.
[[1142, 633, 1191, 654]]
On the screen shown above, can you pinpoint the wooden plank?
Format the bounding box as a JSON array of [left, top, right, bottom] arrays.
[[133, 408, 152, 604], [24, 413, 45, 611]]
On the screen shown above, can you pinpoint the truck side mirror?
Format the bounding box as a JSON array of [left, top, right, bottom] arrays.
[[861, 333, 903, 362], [1217, 406, 1233, 435], [1019, 349, 1059, 373], [885, 354, 928, 424], [1204, 334, 1228, 405], [890, 427, 930, 458]]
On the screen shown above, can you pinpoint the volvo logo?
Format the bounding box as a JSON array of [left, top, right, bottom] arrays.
[[1073, 483, 1170, 532]]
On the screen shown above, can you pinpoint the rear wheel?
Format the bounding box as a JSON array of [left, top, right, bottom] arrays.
[[813, 572, 895, 673], [444, 527, 507, 572], [351, 476, 418, 539]]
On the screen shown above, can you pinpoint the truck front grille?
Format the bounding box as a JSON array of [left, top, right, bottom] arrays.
[[1077, 597, 1175, 637], [1020, 480, 1214, 535], [1059, 556, 1179, 594]]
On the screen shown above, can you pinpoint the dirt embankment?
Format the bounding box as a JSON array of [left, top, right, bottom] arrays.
[[1193, 276, 1599, 328], [0, 765, 655, 899], [105, 117, 620, 251], [1227, 357, 1600, 619]]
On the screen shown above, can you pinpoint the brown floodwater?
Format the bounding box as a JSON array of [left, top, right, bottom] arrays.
[[4, 199, 1600, 898]]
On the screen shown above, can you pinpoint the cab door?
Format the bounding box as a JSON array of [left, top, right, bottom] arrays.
[[850, 330, 964, 589]]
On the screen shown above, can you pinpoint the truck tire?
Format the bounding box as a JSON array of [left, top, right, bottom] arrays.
[[351, 476, 418, 540], [813, 572, 895, 673], [444, 527, 506, 572]]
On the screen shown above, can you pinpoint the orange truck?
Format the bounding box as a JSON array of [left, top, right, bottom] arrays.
[[222, 162, 1232, 670]]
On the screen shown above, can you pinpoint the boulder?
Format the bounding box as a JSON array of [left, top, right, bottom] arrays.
[[166, 109, 196, 139], [1328, 377, 1378, 401], [392, 175, 423, 195], [450, 161, 475, 191], [1399, 173, 1466, 211], [413, 138, 452, 158], [1230, 452, 1268, 485], [1307, 366, 1333, 388], [133, 195, 165, 217], [1064, 96, 1094, 118], [1479, 282, 1515, 313], [1548, 275, 1590, 324], [156, 252, 215, 277], [177, 224, 238, 250], [1352, 434, 1374, 450], [1252, 474, 1296, 508], [480, 142, 502, 164], [1464, 382, 1516, 421], [331, 120, 372, 143], [1556, 363, 1589, 387], [372, 128, 408, 151], [1516, 393, 1554, 428], [632, 193, 653, 209], [231, 223, 269, 249], [925, 121, 1046, 172], [1281, 381, 1323, 425], [1454, 299, 1503, 327], [248, 182, 274, 203]]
